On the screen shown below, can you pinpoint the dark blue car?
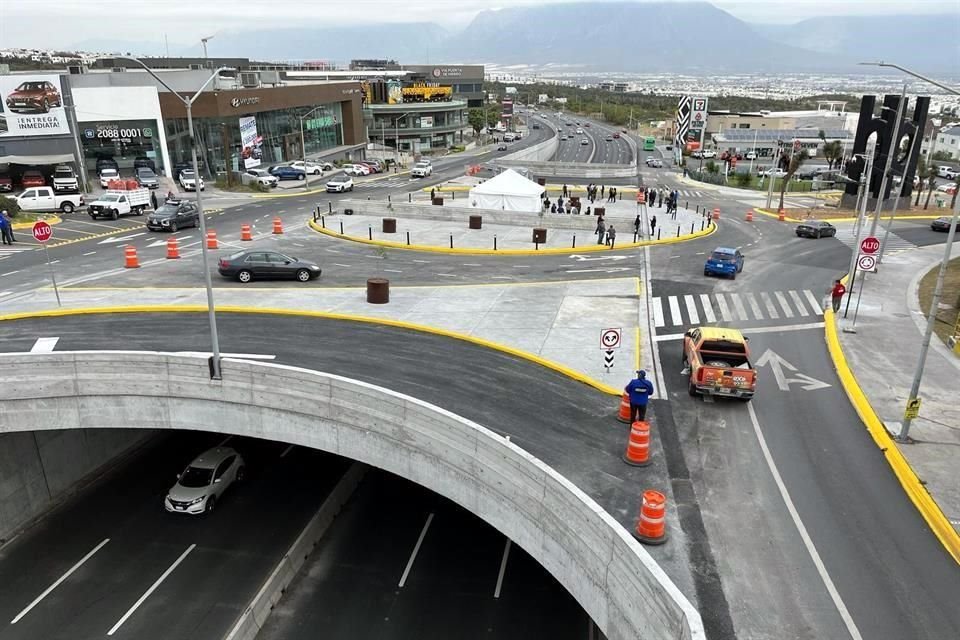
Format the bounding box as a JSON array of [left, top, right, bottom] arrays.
[[269, 165, 306, 181], [704, 247, 744, 279]]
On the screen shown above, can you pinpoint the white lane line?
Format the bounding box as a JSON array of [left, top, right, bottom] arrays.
[[332, 263, 351, 267], [760, 292, 780, 319], [651, 296, 665, 327], [435, 273, 457, 278], [699, 293, 716, 323], [462, 263, 482, 267], [0, 291, 11, 297], [280, 444, 295, 458], [511, 265, 530, 268], [383, 269, 403, 273], [412, 259, 430, 263], [108, 544, 197, 636], [324, 248, 342, 253], [715, 293, 732, 321], [684, 294, 700, 324], [788, 290, 809, 317], [667, 295, 683, 326], [654, 321, 825, 341], [83, 251, 97, 256], [30, 337, 59, 353], [490, 276, 512, 280], [11, 538, 110, 624], [398, 513, 434, 588], [49, 260, 60, 265], [803, 289, 824, 316], [744, 292, 764, 320], [1, 270, 21, 276], [494, 539, 512, 599], [774, 291, 795, 318], [730, 292, 749, 321], [174, 351, 276, 360], [746, 403, 864, 640]]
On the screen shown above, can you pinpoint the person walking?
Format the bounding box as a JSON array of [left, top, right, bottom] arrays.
[[652, 189, 659, 208], [606, 224, 616, 248], [557, 196, 564, 210], [625, 370, 655, 422], [650, 214, 657, 236], [658, 188, 665, 208], [596, 219, 606, 244], [430, 188, 436, 201], [562, 183, 568, 198], [150, 190, 158, 210], [0, 210, 12, 245], [633, 214, 641, 236], [601, 185, 606, 200], [831, 279, 847, 313]]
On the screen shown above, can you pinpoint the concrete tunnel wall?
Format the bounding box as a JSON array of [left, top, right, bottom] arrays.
[[0, 352, 704, 640]]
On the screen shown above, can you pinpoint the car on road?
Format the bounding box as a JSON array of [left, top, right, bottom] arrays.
[[98, 167, 120, 188], [682, 327, 756, 400], [411, 161, 433, 178], [613, 132, 621, 138], [703, 247, 744, 279], [145, 199, 199, 231], [691, 150, 717, 159], [289, 160, 332, 175], [89, 188, 151, 220], [5, 80, 61, 113], [497, 144, 508, 151], [135, 167, 160, 189], [759, 167, 788, 178], [576, 128, 584, 134], [795, 220, 836, 238], [218, 250, 322, 283], [936, 166, 958, 180], [931, 216, 959, 232], [645, 158, 663, 168], [532, 124, 541, 129], [560, 135, 568, 141], [269, 165, 306, 181], [580, 138, 589, 145], [165, 447, 245, 515], [605, 136, 613, 142], [178, 169, 205, 192], [325, 175, 354, 192], [244, 168, 278, 188], [21, 170, 46, 188]]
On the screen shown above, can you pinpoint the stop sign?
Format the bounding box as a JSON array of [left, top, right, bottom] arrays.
[[32, 221, 53, 243], [860, 236, 880, 254]]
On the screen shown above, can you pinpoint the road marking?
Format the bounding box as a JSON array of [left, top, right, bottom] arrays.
[[11, 538, 110, 624], [1, 270, 21, 276], [744, 292, 763, 320], [398, 513, 434, 588], [746, 402, 863, 640], [760, 291, 780, 319], [655, 321, 825, 341], [332, 263, 352, 267], [98, 233, 146, 245], [0, 291, 11, 297], [699, 293, 716, 323], [494, 539, 512, 599], [30, 337, 59, 352], [684, 294, 700, 324], [715, 293, 732, 321], [788, 290, 809, 317], [730, 292, 749, 320], [107, 544, 197, 636], [651, 297, 664, 327], [668, 295, 682, 326], [803, 289, 824, 316], [280, 444, 295, 458], [436, 273, 457, 277], [774, 291, 795, 318], [462, 263, 482, 267]]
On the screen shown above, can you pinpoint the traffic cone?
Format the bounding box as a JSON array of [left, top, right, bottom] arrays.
[[745, 209, 754, 222], [272, 217, 283, 234], [617, 392, 632, 423], [166, 237, 180, 259], [633, 490, 668, 545], [712, 207, 720, 220], [124, 245, 140, 268], [623, 421, 652, 467], [241, 223, 252, 241], [778, 209, 786, 221], [206, 230, 218, 249]]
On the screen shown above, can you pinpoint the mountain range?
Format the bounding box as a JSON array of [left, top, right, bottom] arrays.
[[72, 2, 958, 74]]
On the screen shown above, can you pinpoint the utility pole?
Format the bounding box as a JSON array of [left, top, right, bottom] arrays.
[[843, 147, 875, 319]]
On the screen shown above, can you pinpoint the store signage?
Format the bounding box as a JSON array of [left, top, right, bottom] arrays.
[[0, 74, 70, 138], [82, 124, 153, 144], [431, 67, 463, 79], [420, 116, 434, 128], [230, 96, 260, 108], [239, 116, 262, 169], [689, 97, 708, 131]]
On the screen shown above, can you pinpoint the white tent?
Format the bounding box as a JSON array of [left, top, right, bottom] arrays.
[[468, 169, 545, 213]]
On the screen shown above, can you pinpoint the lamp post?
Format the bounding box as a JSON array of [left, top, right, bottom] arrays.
[[859, 61, 960, 442], [394, 111, 413, 168], [298, 105, 327, 192], [116, 57, 228, 379]]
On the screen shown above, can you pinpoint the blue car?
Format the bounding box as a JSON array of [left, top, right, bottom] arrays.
[[704, 247, 744, 279], [269, 165, 306, 181]]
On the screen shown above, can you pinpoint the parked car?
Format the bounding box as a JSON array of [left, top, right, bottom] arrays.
[[145, 199, 200, 232], [89, 188, 151, 220], [936, 166, 958, 180], [96, 157, 119, 174], [244, 168, 278, 188], [15, 186, 84, 214], [357, 161, 381, 173], [178, 169, 205, 192], [289, 160, 330, 175], [645, 158, 663, 168], [21, 170, 46, 188], [5, 80, 61, 113], [164, 447, 245, 515], [52, 165, 79, 192], [135, 167, 160, 189], [0, 173, 12, 192], [325, 175, 354, 192], [760, 167, 788, 178], [497, 144, 508, 151], [931, 216, 959, 232], [133, 156, 156, 172], [744, 151, 757, 160], [269, 165, 306, 181], [795, 220, 836, 238], [411, 161, 433, 178], [703, 247, 745, 279], [218, 250, 322, 283], [344, 164, 371, 177], [935, 183, 957, 196], [98, 167, 120, 188]]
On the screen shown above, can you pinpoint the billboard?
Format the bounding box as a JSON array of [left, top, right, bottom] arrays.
[[420, 116, 433, 128], [688, 97, 708, 144], [0, 74, 71, 138], [239, 116, 262, 169]]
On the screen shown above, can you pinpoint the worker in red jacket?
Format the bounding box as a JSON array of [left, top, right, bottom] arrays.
[[831, 279, 847, 312]]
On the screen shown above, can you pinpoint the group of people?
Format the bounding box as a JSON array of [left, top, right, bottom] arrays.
[[633, 213, 659, 237], [644, 187, 680, 216], [0, 210, 15, 245], [544, 195, 593, 216], [584, 183, 615, 204], [594, 214, 617, 248]]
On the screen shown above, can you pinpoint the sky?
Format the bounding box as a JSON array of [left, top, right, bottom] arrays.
[[0, 0, 956, 50]]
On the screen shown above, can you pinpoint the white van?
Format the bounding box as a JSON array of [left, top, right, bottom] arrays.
[[937, 166, 958, 179], [503, 132, 516, 142]]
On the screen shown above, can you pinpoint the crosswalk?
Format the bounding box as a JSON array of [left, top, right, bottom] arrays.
[[651, 289, 825, 328], [832, 225, 915, 254], [363, 176, 421, 190], [0, 244, 35, 261]]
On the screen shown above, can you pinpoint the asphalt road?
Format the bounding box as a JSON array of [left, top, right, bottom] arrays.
[[0, 432, 348, 640], [539, 112, 633, 164]]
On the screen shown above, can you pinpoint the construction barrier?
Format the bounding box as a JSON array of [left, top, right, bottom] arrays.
[[166, 237, 180, 259], [712, 207, 720, 220], [272, 217, 283, 235], [241, 224, 252, 241], [617, 392, 632, 423], [778, 209, 786, 222], [633, 490, 667, 545], [623, 421, 652, 467], [206, 230, 218, 249], [636, 192, 646, 204], [124, 245, 140, 269], [745, 209, 754, 222]]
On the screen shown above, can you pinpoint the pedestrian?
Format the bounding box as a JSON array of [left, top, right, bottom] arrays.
[[610, 187, 617, 202], [658, 188, 664, 208], [683, 166, 688, 178], [651, 189, 658, 208], [596, 219, 606, 244], [633, 214, 641, 235], [0, 210, 11, 245], [558, 196, 564, 209], [150, 191, 158, 210], [601, 185, 606, 200], [606, 224, 616, 248], [166, 190, 174, 202], [563, 183, 568, 198], [430, 188, 436, 201], [650, 214, 657, 236], [625, 370, 654, 422], [585, 206, 591, 217], [831, 279, 847, 313], [572, 204, 579, 215], [558, 205, 565, 214], [551, 204, 557, 214]]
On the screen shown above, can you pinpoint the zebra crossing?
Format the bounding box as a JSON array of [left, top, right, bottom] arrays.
[[651, 289, 825, 328], [832, 224, 915, 254], [0, 244, 35, 261]]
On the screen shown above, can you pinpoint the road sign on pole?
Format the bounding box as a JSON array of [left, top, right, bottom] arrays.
[[32, 221, 61, 307], [904, 397, 921, 420], [857, 254, 877, 271], [860, 236, 880, 254], [601, 328, 622, 350], [603, 350, 615, 371]]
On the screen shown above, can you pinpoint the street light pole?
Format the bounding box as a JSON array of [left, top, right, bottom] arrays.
[[298, 105, 326, 193], [843, 148, 875, 319]]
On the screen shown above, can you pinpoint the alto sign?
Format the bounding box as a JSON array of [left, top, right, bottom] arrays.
[[32, 220, 52, 243], [860, 236, 880, 254]]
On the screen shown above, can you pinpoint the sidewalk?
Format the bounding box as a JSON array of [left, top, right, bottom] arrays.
[[834, 244, 960, 540]]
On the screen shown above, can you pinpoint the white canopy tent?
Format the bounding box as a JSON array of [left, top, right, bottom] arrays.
[[468, 168, 544, 213]]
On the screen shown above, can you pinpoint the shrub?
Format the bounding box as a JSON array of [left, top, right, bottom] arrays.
[[705, 160, 719, 175], [0, 195, 21, 217], [733, 172, 753, 188]]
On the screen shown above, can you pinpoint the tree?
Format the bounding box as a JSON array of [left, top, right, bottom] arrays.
[[931, 150, 954, 162], [778, 149, 807, 211], [823, 141, 844, 170], [923, 170, 938, 210], [468, 108, 486, 137]]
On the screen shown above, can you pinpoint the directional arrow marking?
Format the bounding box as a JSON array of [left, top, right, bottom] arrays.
[[754, 349, 831, 392], [98, 233, 146, 245], [565, 267, 632, 274], [569, 254, 630, 262], [146, 240, 169, 248]]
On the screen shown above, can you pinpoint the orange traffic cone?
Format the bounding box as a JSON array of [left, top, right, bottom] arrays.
[[206, 230, 218, 249], [623, 421, 652, 467], [745, 209, 754, 222], [124, 245, 140, 268], [617, 392, 632, 423], [712, 207, 720, 220], [633, 490, 667, 545], [272, 217, 283, 234], [241, 223, 252, 241], [778, 209, 786, 221], [166, 237, 180, 259]]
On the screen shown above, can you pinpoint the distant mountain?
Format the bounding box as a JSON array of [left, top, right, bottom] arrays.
[[754, 14, 959, 73]]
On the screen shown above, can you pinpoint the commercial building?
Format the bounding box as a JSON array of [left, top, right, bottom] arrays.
[[710, 128, 853, 159], [364, 100, 468, 154], [704, 103, 858, 137]]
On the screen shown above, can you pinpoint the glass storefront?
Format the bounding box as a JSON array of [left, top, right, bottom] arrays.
[[164, 103, 343, 178], [78, 119, 166, 174]]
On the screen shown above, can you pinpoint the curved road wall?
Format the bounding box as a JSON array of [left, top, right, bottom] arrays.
[[495, 159, 639, 179], [0, 352, 703, 640]]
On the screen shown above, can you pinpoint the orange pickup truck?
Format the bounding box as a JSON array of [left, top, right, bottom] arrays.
[[682, 327, 757, 400]]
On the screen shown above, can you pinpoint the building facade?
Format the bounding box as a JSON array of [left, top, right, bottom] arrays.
[[932, 125, 960, 160], [365, 101, 467, 154]]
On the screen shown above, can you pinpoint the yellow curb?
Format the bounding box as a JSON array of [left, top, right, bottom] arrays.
[[12, 215, 62, 230], [307, 216, 716, 255], [33, 209, 224, 249], [0, 305, 623, 397], [824, 308, 960, 564]]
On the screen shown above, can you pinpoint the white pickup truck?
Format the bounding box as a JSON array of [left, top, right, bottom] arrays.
[[15, 186, 84, 214], [88, 188, 152, 220]]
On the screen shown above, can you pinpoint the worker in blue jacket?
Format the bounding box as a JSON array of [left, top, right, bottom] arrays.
[[625, 370, 655, 422]]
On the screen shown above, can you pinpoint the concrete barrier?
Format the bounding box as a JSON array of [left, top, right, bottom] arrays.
[[0, 352, 704, 640], [500, 120, 559, 163], [333, 199, 599, 230]]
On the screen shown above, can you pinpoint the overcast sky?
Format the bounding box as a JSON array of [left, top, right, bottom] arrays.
[[1, 0, 956, 50]]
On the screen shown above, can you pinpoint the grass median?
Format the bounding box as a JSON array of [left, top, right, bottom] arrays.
[[918, 256, 960, 347]]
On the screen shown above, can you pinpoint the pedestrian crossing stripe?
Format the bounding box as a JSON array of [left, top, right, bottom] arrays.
[[832, 226, 915, 253], [0, 245, 34, 260], [651, 289, 825, 327]]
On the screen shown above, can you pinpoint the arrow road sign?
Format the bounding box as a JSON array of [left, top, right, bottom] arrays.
[[603, 349, 615, 370], [754, 349, 832, 392], [857, 254, 877, 271], [601, 328, 622, 349], [860, 236, 880, 254], [569, 254, 630, 262]]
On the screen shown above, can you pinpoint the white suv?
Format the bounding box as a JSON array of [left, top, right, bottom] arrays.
[[326, 175, 354, 192], [411, 161, 433, 178], [165, 447, 245, 515]]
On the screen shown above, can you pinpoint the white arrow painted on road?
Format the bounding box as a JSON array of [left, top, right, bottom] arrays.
[[98, 233, 145, 245], [145, 239, 169, 248], [564, 267, 632, 274], [569, 254, 630, 262], [754, 349, 831, 392]]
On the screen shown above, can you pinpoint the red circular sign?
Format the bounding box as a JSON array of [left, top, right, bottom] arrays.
[[32, 221, 52, 243], [860, 237, 880, 254]]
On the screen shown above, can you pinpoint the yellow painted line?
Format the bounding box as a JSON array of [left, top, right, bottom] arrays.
[[36, 209, 223, 248], [252, 186, 330, 199], [307, 217, 716, 256], [0, 305, 623, 397], [824, 308, 960, 564], [11, 215, 62, 230]]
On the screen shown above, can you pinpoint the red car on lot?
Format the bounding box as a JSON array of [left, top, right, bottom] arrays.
[[20, 170, 46, 188], [0, 174, 12, 192], [5, 80, 62, 114]]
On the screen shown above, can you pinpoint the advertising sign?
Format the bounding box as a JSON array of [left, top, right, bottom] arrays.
[[82, 122, 154, 145], [420, 116, 434, 128], [0, 74, 71, 137], [238, 116, 262, 169], [689, 97, 708, 143], [501, 98, 513, 118]]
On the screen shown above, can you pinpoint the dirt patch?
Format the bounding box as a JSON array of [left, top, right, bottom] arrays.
[[917, 256, 960, 348]]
